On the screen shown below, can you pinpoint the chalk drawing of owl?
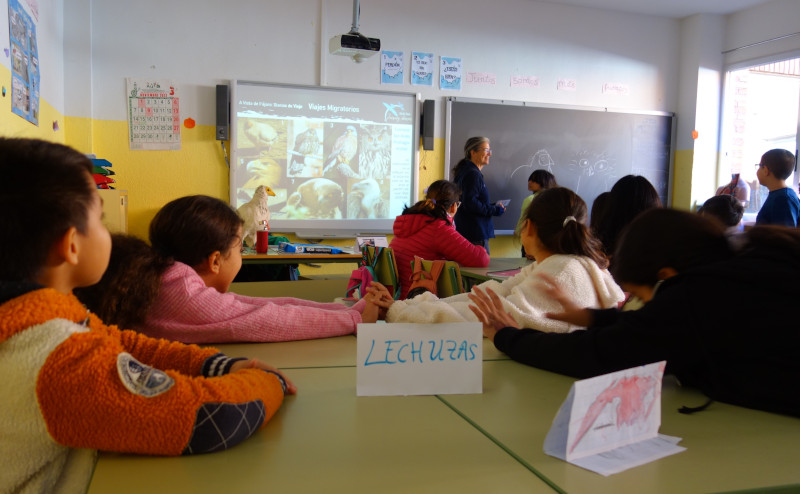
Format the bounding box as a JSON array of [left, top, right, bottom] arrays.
[[358, 124, 391, 180], [568, 151, 616, 194]]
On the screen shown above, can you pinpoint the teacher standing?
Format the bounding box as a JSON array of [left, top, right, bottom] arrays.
[[452, 136, 505, 254]]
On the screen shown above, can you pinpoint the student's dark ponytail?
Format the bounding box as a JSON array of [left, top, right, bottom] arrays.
[[402, 180, 461, 225], [524, 187, 608, 269]]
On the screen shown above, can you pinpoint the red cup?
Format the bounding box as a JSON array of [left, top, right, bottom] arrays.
[[256, 230, 269, 253]]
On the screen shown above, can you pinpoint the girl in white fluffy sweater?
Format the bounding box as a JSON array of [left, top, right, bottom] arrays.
[[367, 187, 624, 333]]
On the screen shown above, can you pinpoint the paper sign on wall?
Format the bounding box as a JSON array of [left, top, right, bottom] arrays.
[[356, 323, 482, 396], [544, 361, 685, 476]]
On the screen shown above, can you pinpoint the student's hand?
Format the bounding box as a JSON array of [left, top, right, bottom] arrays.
[[230, 359, 298, 395], [535, 273, 594, 327], [467, 286, 519, 341], [360, 297, 382, 323], [365, 281, 395, 310]]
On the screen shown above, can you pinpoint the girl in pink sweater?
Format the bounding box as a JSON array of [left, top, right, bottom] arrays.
[[76, 195, 377, 344], [390, 180, 489, 298]]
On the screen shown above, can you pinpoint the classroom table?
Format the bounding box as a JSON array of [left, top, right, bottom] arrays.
[[87, 335, 800, 494], [242, 245, 361, 265]]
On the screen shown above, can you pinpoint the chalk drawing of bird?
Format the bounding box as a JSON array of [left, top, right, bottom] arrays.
[[237, 185, 276, 247], [244, 120, 278, 152], [289, 127, 322, 175], [347, 178, 388, 219], [282, 178, 344, 219], [322, 125, 359, 179]]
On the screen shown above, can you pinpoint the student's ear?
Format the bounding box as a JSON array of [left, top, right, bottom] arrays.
[[657, 267, 679, 280], [197, 251, 223, 275], [52, 226, 80, 266]]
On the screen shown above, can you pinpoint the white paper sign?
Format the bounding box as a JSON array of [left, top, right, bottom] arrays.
[[356, 323, 482, 396], [355, 235, 389, 251], [544, 361, 685, 476]]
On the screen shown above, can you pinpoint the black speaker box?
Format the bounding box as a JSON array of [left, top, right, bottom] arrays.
[[216, 84, 230, 141], [421, 99, 434, 150]]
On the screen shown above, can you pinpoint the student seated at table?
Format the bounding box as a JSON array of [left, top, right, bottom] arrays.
[[0, 138, 296, 494], [469, 208, 800, 417], [592, 175, 662, 260], [76, 195, 380, 345], [389, 179, 489, 299], [698, 194, 744, 232], [368, 187, 624, 332]]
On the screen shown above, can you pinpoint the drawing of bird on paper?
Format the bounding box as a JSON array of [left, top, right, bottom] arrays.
[[237, 185, 276, 248], [322, 125, 359, 179]]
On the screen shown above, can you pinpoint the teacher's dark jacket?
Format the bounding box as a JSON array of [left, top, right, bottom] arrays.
[[492, 232, 800, 417], [453, 160, 504, 243]]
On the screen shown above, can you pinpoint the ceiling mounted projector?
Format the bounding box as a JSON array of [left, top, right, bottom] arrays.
[[329, 0, 380, 63]]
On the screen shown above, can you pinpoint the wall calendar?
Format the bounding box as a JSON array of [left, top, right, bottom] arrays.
[[126, 78, 181, 150]]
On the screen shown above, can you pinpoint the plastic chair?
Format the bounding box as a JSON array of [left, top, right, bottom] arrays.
[[364, 245, 401, 300]]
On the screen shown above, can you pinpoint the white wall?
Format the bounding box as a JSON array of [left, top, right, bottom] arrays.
[[724, 0, 800, 67], [72, 0, 681, 139]]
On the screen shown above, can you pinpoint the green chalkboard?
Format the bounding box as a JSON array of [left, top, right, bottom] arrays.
[[445, 98, 674, 234]]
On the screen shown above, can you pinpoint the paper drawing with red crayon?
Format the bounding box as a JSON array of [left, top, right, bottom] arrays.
[[543, 361, 686, 476]]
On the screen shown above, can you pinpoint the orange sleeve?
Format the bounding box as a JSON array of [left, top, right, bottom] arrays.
[[89, 313, 219, 376], [37, 329, 284, 455]]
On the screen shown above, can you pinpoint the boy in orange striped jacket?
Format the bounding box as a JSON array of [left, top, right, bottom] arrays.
[[0, 138, 296, 494]]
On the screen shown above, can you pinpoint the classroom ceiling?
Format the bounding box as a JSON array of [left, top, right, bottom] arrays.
[[538, 0, 774, 19]]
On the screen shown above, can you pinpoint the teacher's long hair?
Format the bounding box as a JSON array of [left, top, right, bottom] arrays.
[[452, 136, 489, 176]]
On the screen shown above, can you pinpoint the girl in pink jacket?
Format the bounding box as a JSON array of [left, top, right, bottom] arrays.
[[390, 180, 489, 298], [76, 195, 377, 344]]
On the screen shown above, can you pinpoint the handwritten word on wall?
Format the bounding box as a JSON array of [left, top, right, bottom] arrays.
[[356, 323, 483, 396]]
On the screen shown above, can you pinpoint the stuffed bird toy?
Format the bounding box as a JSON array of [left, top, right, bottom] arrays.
[[237, 185, 276, 247], [244, 120, 279, 152], [322, 125, 359, 179]]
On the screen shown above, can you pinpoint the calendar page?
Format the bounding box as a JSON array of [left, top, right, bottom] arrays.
[[126, 78, 181, 150]]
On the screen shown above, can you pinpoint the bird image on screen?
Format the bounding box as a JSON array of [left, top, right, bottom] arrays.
[[244, 120, 278, 152], [281, 178, 344, 219], [289, 126, 323, 177], [323, 124, 360, 179], [229, 80, 418, 238], [347, 178, 388, 219], [358, 124, 391, 179], [237, 185, 276, 247]]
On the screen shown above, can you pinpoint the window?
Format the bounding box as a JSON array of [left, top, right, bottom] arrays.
[[720, 57, 800, 219]]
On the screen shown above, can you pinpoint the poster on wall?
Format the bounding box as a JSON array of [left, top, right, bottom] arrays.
[[7, 0, 40, 126], [411, 52, 434, 86], [126, 78, 181, 151], [440, 56, 462, 91], [381, 50, 404, 85]]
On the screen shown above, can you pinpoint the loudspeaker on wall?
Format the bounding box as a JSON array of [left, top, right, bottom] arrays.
[[421, 99, 434, 151], [216, 84, 230, 141]]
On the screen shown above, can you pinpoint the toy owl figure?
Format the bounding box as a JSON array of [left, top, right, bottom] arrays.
[[237, 185, 276, 248]]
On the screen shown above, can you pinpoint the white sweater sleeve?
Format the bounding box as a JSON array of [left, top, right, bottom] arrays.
[[386, 256, 623, 333]]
